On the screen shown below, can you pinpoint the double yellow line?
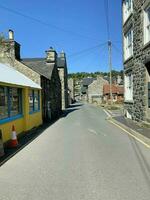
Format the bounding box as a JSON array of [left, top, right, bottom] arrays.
[[103, 109, 150, 149]]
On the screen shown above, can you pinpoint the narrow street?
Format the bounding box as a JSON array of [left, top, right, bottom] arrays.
[[0, 103, 150, 200]]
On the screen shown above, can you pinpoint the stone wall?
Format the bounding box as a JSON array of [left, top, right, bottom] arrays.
[[58, 66, 68, 110], [68, 78, 75, 104], [88, 77, 108, 104], [123, 0, 150, 122], [0, 39, 41, 85]]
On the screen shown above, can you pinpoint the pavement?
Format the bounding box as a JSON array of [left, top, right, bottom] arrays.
[[105, 108, 150, 140], [0, 103, 150, 200]]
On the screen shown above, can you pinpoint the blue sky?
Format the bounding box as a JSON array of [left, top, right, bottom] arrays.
[[0, 0, 123, 73]]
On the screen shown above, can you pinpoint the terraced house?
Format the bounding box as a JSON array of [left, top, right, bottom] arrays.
[[122, 0, 150, 122], [0, 31, 42, 144]]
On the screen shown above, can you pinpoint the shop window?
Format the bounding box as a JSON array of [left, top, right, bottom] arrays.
[[9, 88, 22, 117], [0, 86, 22, 121], [29, 90, 40, 113], [0, 87, 8, 119]]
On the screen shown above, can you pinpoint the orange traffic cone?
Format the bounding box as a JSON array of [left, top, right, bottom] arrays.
[[9, 125, 18, 148]]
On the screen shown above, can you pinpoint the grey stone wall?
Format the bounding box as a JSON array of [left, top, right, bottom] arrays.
[[123, 0, 150, 122], [68, 78, 75, 104], [0, 39, 41, 85], [58, 65, 68, 110], [88, 77, 108, 104]]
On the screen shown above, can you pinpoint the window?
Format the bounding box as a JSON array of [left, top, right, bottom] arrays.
[[144, 4, 150, 45], [124, 74, 133, 101], [0, 87, 8, 119], [9, 88, 22, 117], [124, 28, 133, 60], [123, 0, 133, 23], [0, 86, 22, 120], [29, 90, 40, 113]]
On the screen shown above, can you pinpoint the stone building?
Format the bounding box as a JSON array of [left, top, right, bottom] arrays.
[[103, 84, 124, 104], [22, 48, 62, 122], [0, 31, 42, 144], [0, 30, 62, 122], [122, 0, 150, 122], [68, 78, 75, 104], [88, 76, 108, 104], [57, 52, 69, 110], [81, 77, 96, 101]]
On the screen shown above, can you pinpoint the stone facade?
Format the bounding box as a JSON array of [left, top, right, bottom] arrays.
[[0, 31, 40, 85], [88, 76, 108, 104], [22, 48, 62, 122], [0, 31, 61, 122], [123, 0, 150, 122], [57, 52, 69, 110], [68, 78, 75, 104]]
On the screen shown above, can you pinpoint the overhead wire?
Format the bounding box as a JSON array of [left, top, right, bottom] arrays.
[[0, 4, 99, 42], [104, 0, 110, 41], [68, 42, 107, 58]]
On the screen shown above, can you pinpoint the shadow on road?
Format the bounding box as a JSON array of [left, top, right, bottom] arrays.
[[61, 103, 83, 117], [0, 103, 81, 166]]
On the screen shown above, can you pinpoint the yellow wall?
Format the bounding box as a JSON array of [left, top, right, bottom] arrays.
[[0, 85, 42, 143]]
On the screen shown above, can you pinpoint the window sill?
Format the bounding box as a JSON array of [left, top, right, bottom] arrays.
[[123, 12, 133, 27], [124, 55, 133, 64], [0, 114, 23, 125], [124, 100, 134, 104], [29, 110, 40, 115], [142, 41, 150, 50]]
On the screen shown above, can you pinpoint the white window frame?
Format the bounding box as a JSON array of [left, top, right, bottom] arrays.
[[124, 74, 133, 101], [124, 28, 133, 61], [144, 3, 150, 45], [123, 0, 133, 23]]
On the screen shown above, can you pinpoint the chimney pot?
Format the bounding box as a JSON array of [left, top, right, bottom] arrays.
[[8, 29, 14, 40]]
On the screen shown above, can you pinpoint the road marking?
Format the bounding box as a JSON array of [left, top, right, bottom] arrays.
[[103, 109, 112, 118], [88, 129, 106, 137], [109, 120, 150, 149], [88, 129, 98, 135]]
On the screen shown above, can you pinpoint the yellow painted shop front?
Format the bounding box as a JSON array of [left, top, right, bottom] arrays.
[[0, 85, 42, 143]]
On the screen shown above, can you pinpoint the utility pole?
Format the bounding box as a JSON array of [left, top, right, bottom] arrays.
[[108, 41, 113, 105]]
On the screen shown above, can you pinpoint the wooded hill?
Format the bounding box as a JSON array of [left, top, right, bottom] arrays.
[[68, 70, 123, 80]]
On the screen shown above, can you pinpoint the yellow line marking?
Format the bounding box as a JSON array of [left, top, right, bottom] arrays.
[[109, 120, 150, 149]]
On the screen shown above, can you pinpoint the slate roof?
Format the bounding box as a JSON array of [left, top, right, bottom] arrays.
[[21, 58, 55, 80], [82, 78, 96, 86]]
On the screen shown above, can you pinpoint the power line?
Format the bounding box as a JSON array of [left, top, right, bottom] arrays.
[[104, 0, 110, 40], [112, 43, 122, 55], [68, 42, 107, 58], [0, 4, 99, 42]]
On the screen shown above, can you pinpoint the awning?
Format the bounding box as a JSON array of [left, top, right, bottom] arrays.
[[0, 63, 41, 89]]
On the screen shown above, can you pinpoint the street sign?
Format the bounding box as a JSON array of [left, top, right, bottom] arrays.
[[0, 129, 4, 157]]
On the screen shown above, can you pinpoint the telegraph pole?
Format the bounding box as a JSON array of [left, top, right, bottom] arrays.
[[108, 41, 113, 105]]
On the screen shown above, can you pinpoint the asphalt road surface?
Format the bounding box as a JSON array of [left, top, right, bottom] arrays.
[[0, 103, 150, 200]]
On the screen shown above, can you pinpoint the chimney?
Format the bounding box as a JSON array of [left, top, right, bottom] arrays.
[[8, 29, 20, 60], [8, 29, 14, 40], [45, 47, 57, 63], [60, 50, 66, 59]]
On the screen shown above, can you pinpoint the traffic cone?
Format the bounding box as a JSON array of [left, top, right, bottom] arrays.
[[9, 125, 18, 148]]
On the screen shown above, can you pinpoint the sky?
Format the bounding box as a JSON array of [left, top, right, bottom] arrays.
[[0, 0, 123, 73]]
